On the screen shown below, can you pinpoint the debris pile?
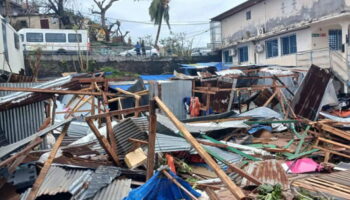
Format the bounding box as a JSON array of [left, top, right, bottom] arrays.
[[1, 65, 350, 199]]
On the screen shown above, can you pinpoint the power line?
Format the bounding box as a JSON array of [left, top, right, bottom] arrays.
[[81, 11, 209, 26]]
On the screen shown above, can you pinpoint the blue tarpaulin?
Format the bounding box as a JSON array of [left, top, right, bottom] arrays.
[[124, 170, 201, 200], [140, 74, 174, 81], [180, 62, 227, 71]]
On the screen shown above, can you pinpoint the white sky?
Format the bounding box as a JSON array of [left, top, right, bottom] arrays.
[[70, 0, 246, 47]]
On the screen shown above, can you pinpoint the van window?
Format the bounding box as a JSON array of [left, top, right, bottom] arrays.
[[20, 34, 24, 42], [45, 33, 66, 42], [26, 33, 43, 42], [14, 33, 20, 49], [68, 33, 82, 42]]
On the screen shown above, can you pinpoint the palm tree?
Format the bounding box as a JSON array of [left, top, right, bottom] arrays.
[[149, 0, 171, 48]]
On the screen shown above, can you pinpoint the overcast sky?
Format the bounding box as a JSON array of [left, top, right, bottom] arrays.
[[71, 0, 246, 47]]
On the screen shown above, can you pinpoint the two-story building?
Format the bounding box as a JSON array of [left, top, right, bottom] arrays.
[[211, 0, 350, 85]]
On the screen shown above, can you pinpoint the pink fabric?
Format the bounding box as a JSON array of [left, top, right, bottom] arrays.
[[285, 158, 322, 174]]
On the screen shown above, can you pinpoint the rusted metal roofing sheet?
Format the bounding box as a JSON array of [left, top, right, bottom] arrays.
[[293, 170, 350, 199], [241, 159, 289, 189], [92, 179, 131, 200], [291, 65, 332, 120]]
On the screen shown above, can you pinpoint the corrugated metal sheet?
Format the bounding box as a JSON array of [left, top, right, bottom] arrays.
[[155, 133, 193, 153], [92, 179, 131, 200], [76, 166, 121, 200], [20, 166, 93, 199], [156, 113, 248, 133], [241, 160, 289, 189], [112, 117, 148, 156], [0, 101, 45, 146], [0, 82, 41, 97], [0, 118, 73, 159], [150, 80, 192, 120], [203, 145, 242, 169], [0, 75, 72, 104], [39, 166, 93, 196]]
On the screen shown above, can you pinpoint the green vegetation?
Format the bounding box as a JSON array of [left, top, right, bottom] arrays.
[[101, 67, 139, 78], [257, 184, 283, 200]]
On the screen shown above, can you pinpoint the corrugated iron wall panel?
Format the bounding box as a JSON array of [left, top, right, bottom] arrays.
[[160, 80, 192, 120], [0, 101, 45, 145]]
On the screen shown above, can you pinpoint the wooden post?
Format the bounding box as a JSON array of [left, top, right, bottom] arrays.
[[227, 81, 236, 112], [102, 92, 118, 155], [146, 100, 157, 180], [27, 122, 71, 200], [86, 119, 120, 165], [263, 90, 278, 107], [154, 97, 246, 199]]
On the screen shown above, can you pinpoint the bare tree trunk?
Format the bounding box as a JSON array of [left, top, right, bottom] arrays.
[[154, 13, 163, 48]]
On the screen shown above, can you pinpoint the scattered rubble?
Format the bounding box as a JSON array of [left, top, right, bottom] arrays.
[[0, 65, 350, 200]]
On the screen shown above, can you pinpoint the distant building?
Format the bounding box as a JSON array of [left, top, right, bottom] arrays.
[[0, 0, 26, 17], [9, 14, 60, 30], [211, 0, 350, 84], [0, 15, 25, 74]]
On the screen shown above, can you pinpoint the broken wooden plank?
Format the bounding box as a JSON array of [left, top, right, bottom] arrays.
[[0, 87, 116, 96], [154, 96, 246, 199], [86, 119, 120, 165], [162, 169, 199, 200], [26, 122, 71, 200], [86, 105, 149, 120]]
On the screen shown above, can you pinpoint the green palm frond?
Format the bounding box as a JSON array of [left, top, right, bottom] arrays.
[[149, 0, 171, 30]]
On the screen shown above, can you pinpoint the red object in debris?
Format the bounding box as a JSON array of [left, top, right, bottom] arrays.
[[166, 154, 176, 174], [332, 110, 350, 118], [190, 97, 201, 117], [285, 158, 323, 174]]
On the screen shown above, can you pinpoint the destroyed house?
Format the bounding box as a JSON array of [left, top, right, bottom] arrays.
[[211, 0, 350, 90]]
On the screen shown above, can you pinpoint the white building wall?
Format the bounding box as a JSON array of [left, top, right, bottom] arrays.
[[221, 0, 347, 46], [0, 17, 25, 74]]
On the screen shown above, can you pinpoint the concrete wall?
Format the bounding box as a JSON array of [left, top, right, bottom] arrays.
[[220, 0, 348, 46], [0, 16, 25, 73], [25, 55, 221, 78]]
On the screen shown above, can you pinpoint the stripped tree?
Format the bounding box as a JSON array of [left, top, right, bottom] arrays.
[[92, 0, 119, 42]]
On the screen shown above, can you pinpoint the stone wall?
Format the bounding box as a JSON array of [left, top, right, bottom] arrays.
[[24, 55, 221, 78]]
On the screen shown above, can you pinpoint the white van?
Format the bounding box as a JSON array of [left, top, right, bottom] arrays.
[[18, 28, 90, 54]]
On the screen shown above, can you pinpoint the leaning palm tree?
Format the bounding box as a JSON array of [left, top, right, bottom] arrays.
[[149, 0, 171, 48]]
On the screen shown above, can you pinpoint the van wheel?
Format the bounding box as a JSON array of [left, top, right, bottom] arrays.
[[57, 49, 67, 55], [126, 53, 132, 57]]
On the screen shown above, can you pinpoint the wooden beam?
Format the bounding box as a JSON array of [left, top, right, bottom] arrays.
[[204, 187, 220, 200], [318, 124, 350, 141], [27, 122, 71, 200], [0, 137, 42, 167], [0, 87, 116, 96], [86, 119, 120, 165], [162, 170, 199, 200], [86, 105, 149, 120], [146, 100, 157, 180], [154, 96, 246, 199], [102, 93, 118, 158]]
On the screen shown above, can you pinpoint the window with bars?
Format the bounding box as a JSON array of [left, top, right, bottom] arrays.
[[329, 30, 342, 51]]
